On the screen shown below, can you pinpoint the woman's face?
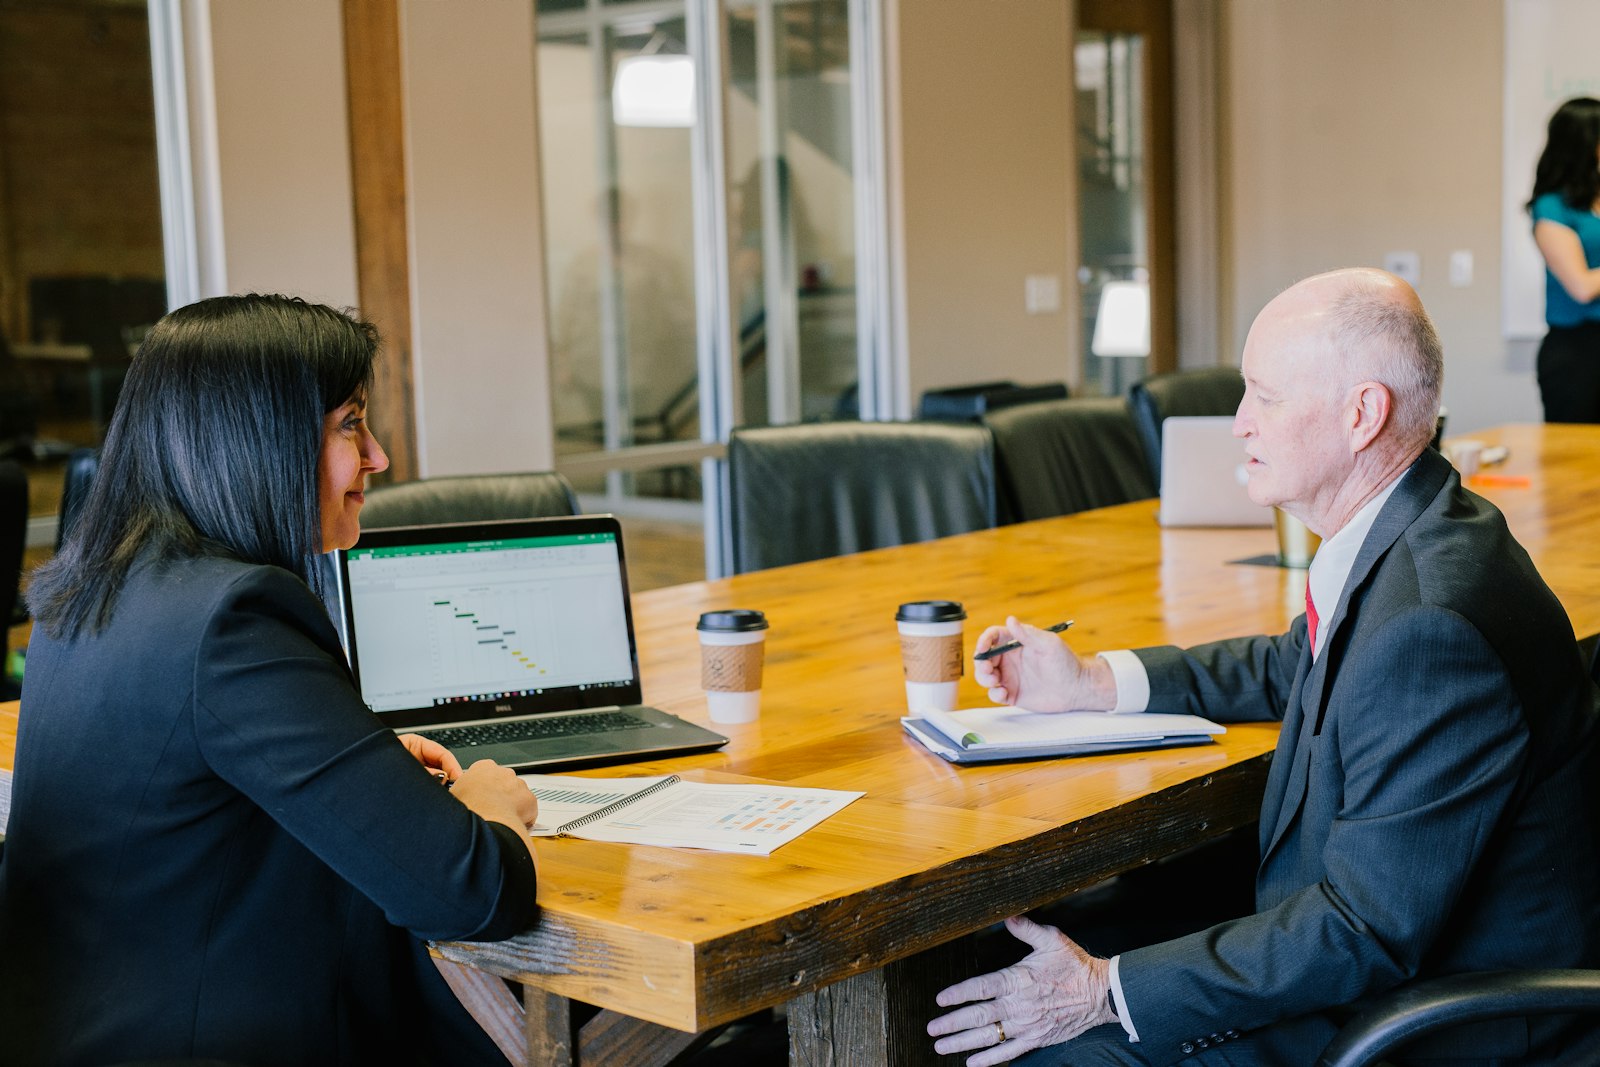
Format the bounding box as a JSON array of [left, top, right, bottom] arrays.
[[318, 395, 389, 553]]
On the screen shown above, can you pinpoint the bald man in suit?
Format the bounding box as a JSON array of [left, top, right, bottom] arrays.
[[929, 269, 1600, 1065]]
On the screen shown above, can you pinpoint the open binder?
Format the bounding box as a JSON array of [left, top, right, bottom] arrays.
[[902, 706, 1224, 764]]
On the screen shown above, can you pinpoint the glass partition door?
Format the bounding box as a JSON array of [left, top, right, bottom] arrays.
[[535, 0, 883, 577]]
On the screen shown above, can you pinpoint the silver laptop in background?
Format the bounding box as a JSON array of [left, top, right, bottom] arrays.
[[335, 514, 727, 770], [1157, 416, 1272, 528]]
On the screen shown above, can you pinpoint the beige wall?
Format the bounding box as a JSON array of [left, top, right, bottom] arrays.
[[891, 0, 1078, 405], [202, 1, 554, 476], [194, 0, 1533, 461], [403, 0, 554, 477], [1222, 0, 1532, 432], [206, 0, 358, 308]]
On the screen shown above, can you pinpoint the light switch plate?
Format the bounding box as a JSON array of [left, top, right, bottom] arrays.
[[1025, 274, 1061, 314], [1449, 250, 1473, 287], [1383, 251, 1421, 286]]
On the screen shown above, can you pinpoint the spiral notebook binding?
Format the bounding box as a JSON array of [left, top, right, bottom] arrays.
[[555, 774, 683, 837]]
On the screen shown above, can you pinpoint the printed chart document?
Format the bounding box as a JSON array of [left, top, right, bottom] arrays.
[[520, 773, 863, 855], [903, 706, 1225, 765]]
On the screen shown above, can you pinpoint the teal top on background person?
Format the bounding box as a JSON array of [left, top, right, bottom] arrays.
[[1532, 191, 1600, 326]]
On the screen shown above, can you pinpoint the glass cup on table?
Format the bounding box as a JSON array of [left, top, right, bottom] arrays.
[[1272, 509, 1321, 569]]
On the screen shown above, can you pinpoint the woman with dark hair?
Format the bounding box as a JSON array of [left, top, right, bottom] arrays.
[[1529, 96, 1600, 422], [0, 294, 539, 1065]]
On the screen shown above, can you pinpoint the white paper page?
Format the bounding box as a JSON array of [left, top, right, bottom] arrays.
[[520, 774, 675, 837], [922, 707, 1224, 749], [572, 782, 864, 855]]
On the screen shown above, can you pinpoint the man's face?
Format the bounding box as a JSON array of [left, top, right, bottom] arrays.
[[1232, 301, 1350, 524]]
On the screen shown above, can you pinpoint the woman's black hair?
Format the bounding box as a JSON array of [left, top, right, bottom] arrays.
[[1528, 97, 1600, 212], [26, 293, 379, 639]]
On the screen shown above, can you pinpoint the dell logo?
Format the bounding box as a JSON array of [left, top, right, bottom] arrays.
[[495, 703, 513, 713]]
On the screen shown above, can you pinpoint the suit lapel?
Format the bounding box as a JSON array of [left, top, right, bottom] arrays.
[[1258, 449, 1454, 862]]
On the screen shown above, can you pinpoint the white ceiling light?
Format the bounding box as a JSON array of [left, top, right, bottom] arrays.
[[612, 54, 696, 128]]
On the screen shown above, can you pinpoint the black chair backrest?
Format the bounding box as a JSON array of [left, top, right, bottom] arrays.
[[56, 448, 100, 550], [359, 471, 580, 529], [919, 381, 1069, 422], [1127, 366, 1246, 485], [982, 396, 1155, 524], [1, 460, 26, 639], [727, 420, 997, 574]]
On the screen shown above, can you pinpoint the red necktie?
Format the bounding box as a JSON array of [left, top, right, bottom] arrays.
[[1305, 584, 1320, 650]]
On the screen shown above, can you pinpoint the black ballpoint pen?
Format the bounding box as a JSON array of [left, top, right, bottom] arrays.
[[973, 620, 1075, 661]]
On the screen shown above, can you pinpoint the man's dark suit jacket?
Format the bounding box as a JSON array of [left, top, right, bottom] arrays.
[[0, 553, 538, 1066], [1119, 446, 1600, 1063]]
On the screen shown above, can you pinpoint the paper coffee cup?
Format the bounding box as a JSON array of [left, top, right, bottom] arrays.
[[1273, 508, 1321, 569], [697, 609, 769, 724], [896, 600, 966, 714], [1446, 439, 1484, 477]]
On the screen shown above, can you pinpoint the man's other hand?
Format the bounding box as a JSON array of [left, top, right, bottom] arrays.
[[927, 915, 1116, 1066]]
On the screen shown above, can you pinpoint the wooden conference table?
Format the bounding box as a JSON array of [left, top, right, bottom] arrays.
[[2, 422, 1598, 1066]]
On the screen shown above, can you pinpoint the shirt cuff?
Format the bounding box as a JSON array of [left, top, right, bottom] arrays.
[[1096, 651, 1150, 713], [1108, 955, 1140, 1042]]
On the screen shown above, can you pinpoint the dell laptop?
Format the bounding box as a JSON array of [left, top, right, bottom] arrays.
[[334, 514, 728, 770]]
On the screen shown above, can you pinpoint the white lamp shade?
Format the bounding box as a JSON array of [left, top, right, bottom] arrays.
[[1090, 280, 1150, 357], [612, 54, 696, 128]]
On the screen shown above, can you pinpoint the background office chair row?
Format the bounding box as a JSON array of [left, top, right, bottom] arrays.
[[725, 366, 1242, 574], [3, 368, 1248, 656]]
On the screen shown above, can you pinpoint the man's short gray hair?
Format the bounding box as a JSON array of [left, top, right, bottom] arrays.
[[1326, 280, 1444, 453]]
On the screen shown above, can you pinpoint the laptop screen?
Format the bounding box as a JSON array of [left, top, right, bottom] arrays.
[[337, 515, 644, 730]]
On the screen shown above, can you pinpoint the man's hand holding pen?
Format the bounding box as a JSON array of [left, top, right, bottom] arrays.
[[973, 616, 1119, 713]]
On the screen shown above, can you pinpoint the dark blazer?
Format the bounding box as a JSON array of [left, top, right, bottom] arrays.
[[1119, 447, 1600, 1063], [0, 553, 537, 1066]]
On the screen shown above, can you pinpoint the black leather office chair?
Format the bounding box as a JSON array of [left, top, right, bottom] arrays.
[[1127, 366, 1246, 486], [359, 471, 580, 529], [919, 381, 1069, 422], [1316, 642, 1600, 1067], [1316, 971, 1600, 1067], [727, 420, 997, 574], [0, 333, 38, 462], [1, 460, 25, 701], [982, 396, 1155, 524], [4, 449, 98, 695], [56, 447, 100, 549]]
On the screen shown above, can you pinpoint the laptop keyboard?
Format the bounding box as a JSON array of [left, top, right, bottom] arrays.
[[419, 711, 652, 749]]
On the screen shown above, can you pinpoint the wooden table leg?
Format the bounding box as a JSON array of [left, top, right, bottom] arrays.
[[520, 985, 725, 1066], [787, 936, 976, 1066], [525, 987, 580, 1066], [432, 956, 530, 1067]]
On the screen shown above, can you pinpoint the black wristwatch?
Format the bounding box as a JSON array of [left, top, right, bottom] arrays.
[[1106, 988, 1118, 1019]]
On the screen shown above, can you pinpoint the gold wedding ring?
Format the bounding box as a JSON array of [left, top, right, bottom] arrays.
[[995, 1020, 1006, 1043]]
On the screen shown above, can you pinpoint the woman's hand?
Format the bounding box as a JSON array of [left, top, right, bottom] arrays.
[[450, 759, 540, 836], [972, 616, 1117, 712], [397, 733, 464, 785]]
